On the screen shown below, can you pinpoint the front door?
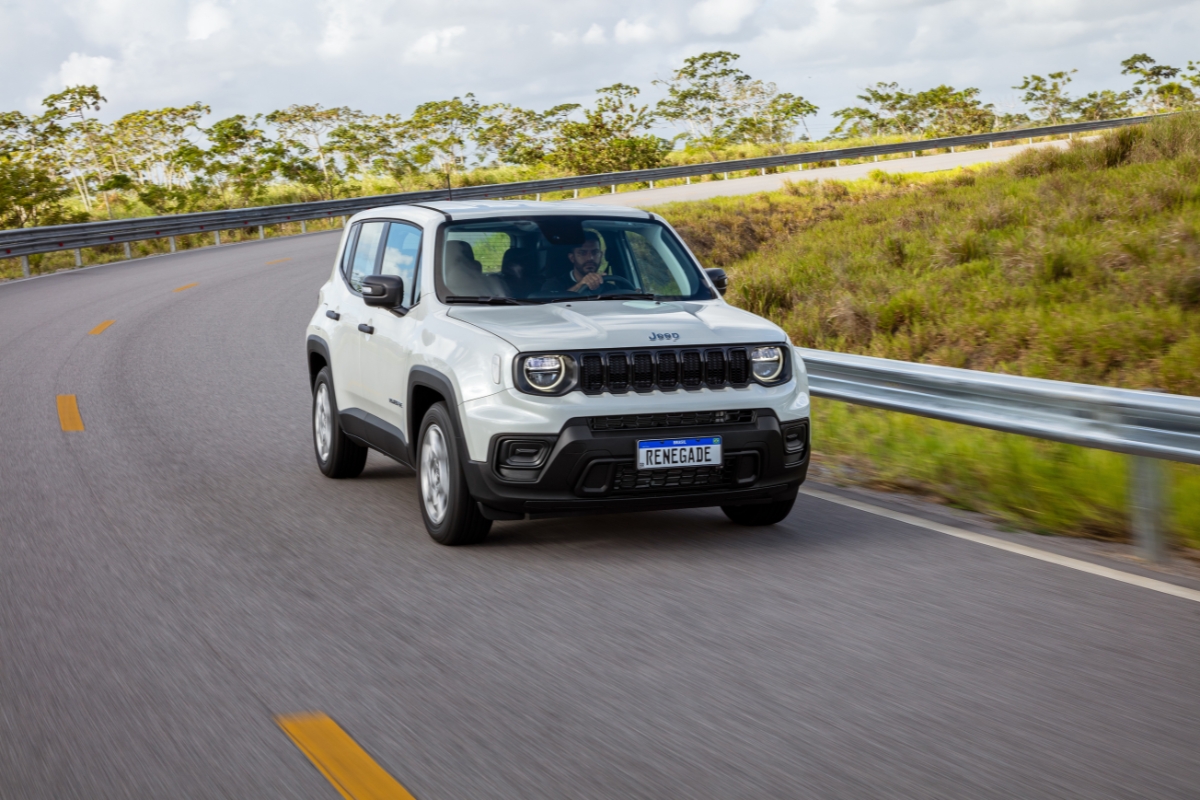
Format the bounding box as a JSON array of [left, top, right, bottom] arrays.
[[359, 221, 424, 451]]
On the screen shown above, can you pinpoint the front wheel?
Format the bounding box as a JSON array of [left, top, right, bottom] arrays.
[[417, 403, 491, 546], [721, 498, 796, 526]]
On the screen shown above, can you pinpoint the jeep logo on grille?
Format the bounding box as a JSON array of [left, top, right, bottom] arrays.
[[648, 332, 681, 341]]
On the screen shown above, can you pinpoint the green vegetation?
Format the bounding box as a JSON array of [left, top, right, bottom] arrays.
[[658, 113, 1200, 547]]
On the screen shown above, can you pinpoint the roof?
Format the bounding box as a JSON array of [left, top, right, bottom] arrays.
[[416, 200, 652, 221]]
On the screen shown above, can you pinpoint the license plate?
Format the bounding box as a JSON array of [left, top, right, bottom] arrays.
[[637, 436, 722, 470]]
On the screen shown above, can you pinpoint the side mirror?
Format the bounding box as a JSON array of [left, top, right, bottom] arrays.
[[362, 274, 404, 307], [705, 267, 728, 296]]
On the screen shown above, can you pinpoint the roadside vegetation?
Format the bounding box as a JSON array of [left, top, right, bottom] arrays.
[[661, 113, 1200, 547], [3, 51, 1194, 231]]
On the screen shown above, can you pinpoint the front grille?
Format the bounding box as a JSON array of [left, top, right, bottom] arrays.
[[589, 410, 757, 431], [612, 458, 735, 492], [571, 346, 759, 394]]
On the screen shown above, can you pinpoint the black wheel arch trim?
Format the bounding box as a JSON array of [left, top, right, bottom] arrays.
[[306, 335, 332, 388], [407, 366, 471, 465]]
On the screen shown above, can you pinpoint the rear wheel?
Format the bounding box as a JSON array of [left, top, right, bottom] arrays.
[[312, 367, 367, 479], [721, 498, 796, 526], [418, 402, 491, 546]]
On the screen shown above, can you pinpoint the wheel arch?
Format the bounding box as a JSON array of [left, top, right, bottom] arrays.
[[306, 335, 331, 389], [408, 366, 471, 462]]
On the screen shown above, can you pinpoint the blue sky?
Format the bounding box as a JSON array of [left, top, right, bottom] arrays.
[[4, 0, 1198, 137]]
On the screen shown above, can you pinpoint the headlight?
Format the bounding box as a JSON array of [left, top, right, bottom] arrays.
[[750, 346, 784, 383], [521, 354, 575, 393]]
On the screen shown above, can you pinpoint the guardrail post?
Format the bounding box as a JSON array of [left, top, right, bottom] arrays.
[[123, 242, 132, 260], [989, 142, 994, 148], [873, 156, 879, 162], [1130, 455, 1168, 562], [536, 193, 541, 201], [610, 185, 616, 194], [74, 249, 82, 267], [573, 189, 579, 198], [649, 180, 655, 188], [21, 255, 30, 277], [686, 176, 691, 185], [169, 236, 176, 253], [723, 172, 729, 180], [258, 225, 265, 240], [301, 220, 307, 234], [1028, 137, 1033, 145], [911, 151, 916, 158]]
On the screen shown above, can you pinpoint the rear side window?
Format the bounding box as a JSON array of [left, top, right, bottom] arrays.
[[381, 222, 422, 306], [345, 221, 387, 292]]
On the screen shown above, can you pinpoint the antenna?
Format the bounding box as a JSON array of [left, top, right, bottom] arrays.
[[445, 170, 453, 201]]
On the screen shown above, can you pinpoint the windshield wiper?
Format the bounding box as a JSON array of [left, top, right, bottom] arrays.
[[444, 295, 541, 305], [548, 292, 657, 303]]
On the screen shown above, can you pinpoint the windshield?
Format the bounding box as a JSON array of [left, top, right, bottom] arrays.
[[436, 217, 714, 304]]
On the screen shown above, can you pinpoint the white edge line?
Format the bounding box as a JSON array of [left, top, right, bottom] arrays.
[[800, 487, 1200, 604]]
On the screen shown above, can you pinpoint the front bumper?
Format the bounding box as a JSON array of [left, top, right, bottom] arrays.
[[463, 409, 809, 519]]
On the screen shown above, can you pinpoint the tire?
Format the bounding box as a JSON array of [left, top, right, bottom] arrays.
[[312, 367, 367, 479], [721, 498, 796, 526], [417, 402, 492, 546]]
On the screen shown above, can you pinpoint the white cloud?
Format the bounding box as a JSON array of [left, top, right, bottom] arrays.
[[582, 23, 607, 44], [404, 25, 466, 63], [689, 0, 760, 35], [58, 52, 114, 88], [187, 2, 230, 41], [614, 18, 656, 44]]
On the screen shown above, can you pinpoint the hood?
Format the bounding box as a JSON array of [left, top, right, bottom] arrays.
[[447, 300, 786, 351]]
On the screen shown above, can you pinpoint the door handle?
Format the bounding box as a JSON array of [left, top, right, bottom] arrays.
[[358, 323, 374, 334], [326, 309, 340, 320]]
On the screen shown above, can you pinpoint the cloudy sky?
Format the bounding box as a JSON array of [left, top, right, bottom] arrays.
[[3, 0, 1197, 136]]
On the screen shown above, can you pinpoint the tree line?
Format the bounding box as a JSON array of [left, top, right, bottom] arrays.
[[2, 51, 1196, 229]]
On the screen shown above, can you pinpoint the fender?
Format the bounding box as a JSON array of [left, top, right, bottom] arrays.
[[408, 366, 472, 464], [306, 335, 332, 387]]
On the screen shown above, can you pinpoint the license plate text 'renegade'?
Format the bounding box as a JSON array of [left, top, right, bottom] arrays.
[[636, 437, 722, 470]]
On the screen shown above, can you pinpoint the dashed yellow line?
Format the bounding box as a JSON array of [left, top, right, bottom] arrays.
[[57, 395, 85, 431], [89, 320, 115, 335], [266, 257, 292, 265], [277, 713, 417, 800], [173, 282, 198, 293]]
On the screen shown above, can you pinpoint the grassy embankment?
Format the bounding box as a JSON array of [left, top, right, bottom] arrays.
[[2, 130, 1049, 282], [659, 113, 1200, 547]]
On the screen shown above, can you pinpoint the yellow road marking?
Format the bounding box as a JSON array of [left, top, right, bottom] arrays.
[[88, 320, 115, 335], [57, 395, 85, 432], [173, 282, 198, 292], [277, 713, 416, 800], [266, 257, 292, 265]]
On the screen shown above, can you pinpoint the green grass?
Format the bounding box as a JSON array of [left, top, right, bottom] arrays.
[[657, 113, 1200, 547]]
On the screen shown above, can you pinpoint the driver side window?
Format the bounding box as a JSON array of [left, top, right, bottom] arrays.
[[345, 221, 387, 292]]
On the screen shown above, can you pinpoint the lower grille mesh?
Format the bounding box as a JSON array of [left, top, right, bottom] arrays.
[[612, 459, 735, 492]]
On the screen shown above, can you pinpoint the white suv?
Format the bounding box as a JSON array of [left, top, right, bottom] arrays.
[[306, 201, 811, 545]]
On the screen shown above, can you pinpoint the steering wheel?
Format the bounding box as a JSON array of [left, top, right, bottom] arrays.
[[599, 276, 636, 292]]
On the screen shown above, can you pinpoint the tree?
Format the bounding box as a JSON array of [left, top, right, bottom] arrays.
[[1015, 70, 1077, 124], [1122, 54, 1196, 113], [832, 83, 994, 138], [654, 51, 816, 151], [265, 104, 359, 198], [0, 156, 82, 228], [36, 86, 110, 214], [405, 94, 484, 175], [327, 114, 417, 181], [474, 103, 578, 166], [1072, 89, 1134, 121], [202, 114, 278, 203], [551, 84, 669, 175]]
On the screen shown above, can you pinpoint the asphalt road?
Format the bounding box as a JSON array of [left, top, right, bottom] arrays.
[[583, 140, 1066, 207], [2, 233, 1198, 799]]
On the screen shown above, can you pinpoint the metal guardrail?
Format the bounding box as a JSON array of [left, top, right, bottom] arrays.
[[798, 348, 1200, 561], [1, 114, 1161, 270]]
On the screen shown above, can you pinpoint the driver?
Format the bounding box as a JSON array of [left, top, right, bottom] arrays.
[[540, 232, 611, 295]]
